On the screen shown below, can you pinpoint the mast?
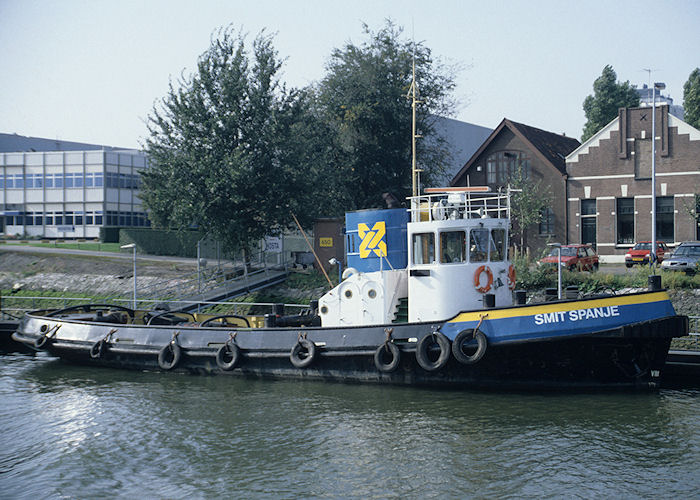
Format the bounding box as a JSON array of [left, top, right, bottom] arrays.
[[407, 50, 423, 197]]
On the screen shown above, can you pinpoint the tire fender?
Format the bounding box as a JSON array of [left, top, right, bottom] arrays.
[[415, 332, 451, 372], [451, 329, 488, 365]]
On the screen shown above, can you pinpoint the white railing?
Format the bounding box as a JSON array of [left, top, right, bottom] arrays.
[[408, 188, 511, 223]]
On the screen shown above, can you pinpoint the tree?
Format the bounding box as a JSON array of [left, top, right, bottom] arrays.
[[683, 68, 700, 129], [508, 163, 553, 253], [141, 27, 329, 255], [581, 65, 639, 142], [316, 21, 458, 210]]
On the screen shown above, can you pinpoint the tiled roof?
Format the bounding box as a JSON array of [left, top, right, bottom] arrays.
[[507, 120, 580, 174]]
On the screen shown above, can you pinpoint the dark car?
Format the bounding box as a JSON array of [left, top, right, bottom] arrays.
[[625, 241, 669, 267], [660, 241, 700, 274], [539, 244, 599, 271]]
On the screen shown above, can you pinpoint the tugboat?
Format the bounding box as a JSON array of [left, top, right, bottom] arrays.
[[11, 185, 688, 390]]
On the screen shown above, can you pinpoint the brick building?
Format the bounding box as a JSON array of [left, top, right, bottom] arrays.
[[565, 105, 700, 259], [451, 118, 580, 254]]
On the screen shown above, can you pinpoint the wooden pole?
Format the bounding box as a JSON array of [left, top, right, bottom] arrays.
[[291, 214, 333, 288]]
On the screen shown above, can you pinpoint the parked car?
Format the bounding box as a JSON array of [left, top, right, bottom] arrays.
[[625, 241, 669, 267], [660, 241, 700, 274], [538, 244, 599, 271]]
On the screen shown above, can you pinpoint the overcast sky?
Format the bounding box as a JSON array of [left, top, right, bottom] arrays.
[[1, 0, 699, 149]]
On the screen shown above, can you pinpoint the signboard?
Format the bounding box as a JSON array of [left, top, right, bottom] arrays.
[[319, 237, 333, 247], [265, 237, 282, 252], [57, 226, 75, 232]]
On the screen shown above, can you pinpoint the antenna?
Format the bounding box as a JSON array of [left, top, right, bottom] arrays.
[[407, 34, 424, 197]]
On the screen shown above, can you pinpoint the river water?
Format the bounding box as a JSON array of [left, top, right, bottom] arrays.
[[2, 353, 699, 499]]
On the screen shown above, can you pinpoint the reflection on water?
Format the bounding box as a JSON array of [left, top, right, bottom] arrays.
[[2, 354, 699, 498]]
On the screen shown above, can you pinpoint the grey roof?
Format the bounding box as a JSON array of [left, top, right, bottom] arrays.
[[0, 133, 129, 153], [431, 116, 492, 185]]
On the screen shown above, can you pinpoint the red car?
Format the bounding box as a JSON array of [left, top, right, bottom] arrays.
[[625, 241, 669, 268], [539, 244, 599, 271]]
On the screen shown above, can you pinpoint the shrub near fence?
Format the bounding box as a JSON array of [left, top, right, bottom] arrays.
[[119, 229, 206, 257]]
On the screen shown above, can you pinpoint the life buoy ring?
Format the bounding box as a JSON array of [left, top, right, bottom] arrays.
[[507, 265, 517, 291], [474, 265, 493, 293], [374, 342, 401, 373], [451, 329, 487, 364], [158, 342, 182, 370], [290, 338, 316, 368], [216, 342, 241, 371], [415, 332, 451, 372]]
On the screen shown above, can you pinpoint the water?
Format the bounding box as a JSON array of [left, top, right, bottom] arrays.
[[2, 353, 700, 499]]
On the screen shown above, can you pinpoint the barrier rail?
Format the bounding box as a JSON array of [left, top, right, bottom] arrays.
[[0, 295, 309, 320]]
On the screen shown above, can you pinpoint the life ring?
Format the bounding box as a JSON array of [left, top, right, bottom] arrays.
[[158, 342, 182, 370], [474, 265, 493, 293], [90, 339, 107, 359], [507, 265, 517, 291], [290, 338, 316, 368], [415, 332, 451, 372], [451, 329, 487, 364], [216, 342, 241, 371], [374, 342, 401, 373]]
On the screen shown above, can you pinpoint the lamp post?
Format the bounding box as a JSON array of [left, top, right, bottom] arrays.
[[548, 242, 562, 300], [650, 82, 666, 269], [121, 243, 136, 310]]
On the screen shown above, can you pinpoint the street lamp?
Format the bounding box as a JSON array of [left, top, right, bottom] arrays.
[[650, 81, 666, 269], [547, 242, 562, 300], [121, 243, 136, 310]]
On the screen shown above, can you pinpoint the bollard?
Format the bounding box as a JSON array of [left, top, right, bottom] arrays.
[[484, 293, 496, 308], [309, 299, 319, 315], [545, 288, 558, 302], [264, 313, 277, 328], [648, 275, 662, 291], [515, 290, 527, 305]]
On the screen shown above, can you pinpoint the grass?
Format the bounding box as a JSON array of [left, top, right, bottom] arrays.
[[23, 241, 122, 252]]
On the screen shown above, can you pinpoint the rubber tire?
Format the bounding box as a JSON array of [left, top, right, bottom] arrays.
[[34, 335, 50, 349], [415, 332, 451, 372], [290, 339, 316, 369], [90, 339, 107, 359], [593, 262, 599, 271], [216, 343, 241, 371], [374, 342, 401, 373], [452, 329, 487, 365], [625, 263, 633, 268], [158, 343, 182, 370]]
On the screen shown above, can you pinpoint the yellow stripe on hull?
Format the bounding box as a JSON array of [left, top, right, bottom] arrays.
[[448, 291, 671, 324]]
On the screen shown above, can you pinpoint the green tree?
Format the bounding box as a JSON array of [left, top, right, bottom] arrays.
[[508, 164, 553, 254], [683, 68, 700, 129], [316, 21, 458, 210], [141, 27, 329, 254], [581, 65, 639, 142]]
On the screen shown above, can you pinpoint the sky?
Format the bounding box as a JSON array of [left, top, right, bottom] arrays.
[[1, 0, 699, 150]]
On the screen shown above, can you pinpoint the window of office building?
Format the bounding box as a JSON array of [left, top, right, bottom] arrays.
[[656, 197, 674, 243], [616, 198, 634, 244]]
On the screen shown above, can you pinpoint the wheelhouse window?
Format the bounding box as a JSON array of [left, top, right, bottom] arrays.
[[656, 197, 674, 243], [490, 228, 506, 261], [440, 231, 466, 263], [469, 228, 489, 262], [616, 198, 634, 244], [539, 208, 555, 235], [412, 233, 435, 265]]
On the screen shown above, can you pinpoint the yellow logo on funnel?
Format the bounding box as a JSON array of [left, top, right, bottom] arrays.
[[358, 221, 387, 258]]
